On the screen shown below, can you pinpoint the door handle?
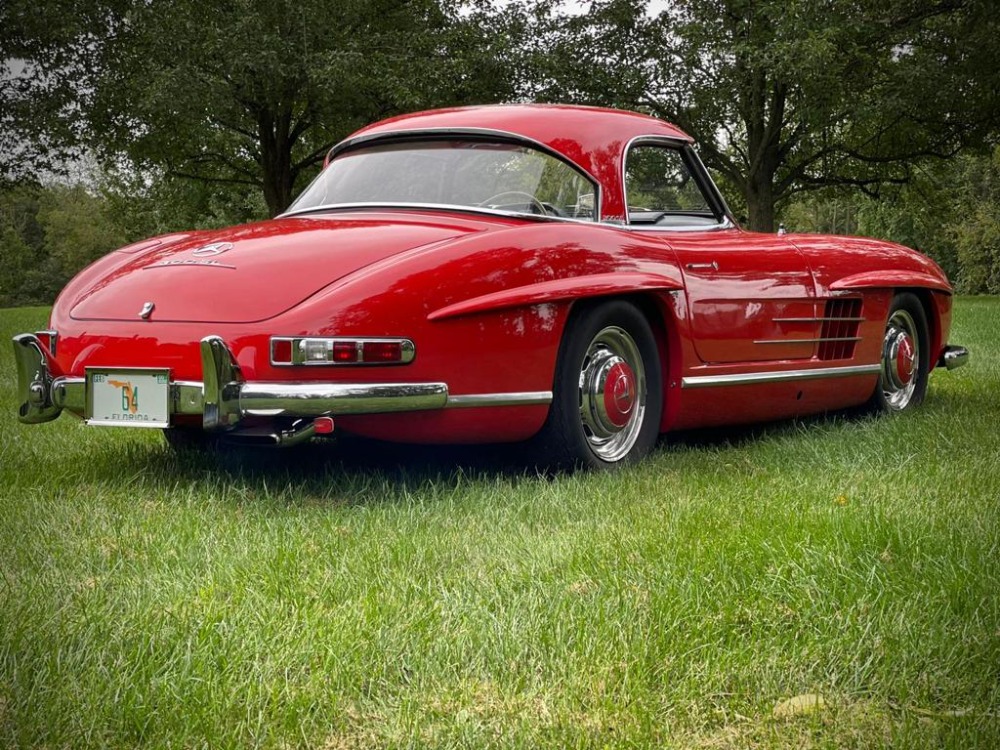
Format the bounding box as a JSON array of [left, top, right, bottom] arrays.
[[685, 261, 719, 271]]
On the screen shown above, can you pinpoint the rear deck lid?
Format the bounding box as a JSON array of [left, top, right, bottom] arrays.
[[70, 214, 482, 323]]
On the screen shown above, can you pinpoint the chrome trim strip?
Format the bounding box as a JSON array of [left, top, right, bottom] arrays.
[[280, 201, 600, 226], [773, 317, 866, 323], [753, 336, 862, 345], [939, 345, 969, 370], [620, 135, 733, 231], [286, 126, 603, 222], [682, 364, 881, 389], [445, 391, 553, 408], [618, 217, 735, 233]]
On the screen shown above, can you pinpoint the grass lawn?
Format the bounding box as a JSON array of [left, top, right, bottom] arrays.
[[1, 299, 998, 748]]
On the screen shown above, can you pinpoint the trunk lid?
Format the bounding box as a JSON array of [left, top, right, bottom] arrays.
[[70, 213, 486, 323]]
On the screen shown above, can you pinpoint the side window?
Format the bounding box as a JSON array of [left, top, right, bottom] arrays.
[[625, 145, 715, 226]]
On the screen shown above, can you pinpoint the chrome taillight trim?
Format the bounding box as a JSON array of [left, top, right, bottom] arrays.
[[270, 337, 415, 366]]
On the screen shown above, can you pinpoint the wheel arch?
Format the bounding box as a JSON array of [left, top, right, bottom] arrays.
[[560, 290, 681, 433], [867, 289, 932, 413], [899, 286, 942, 361]]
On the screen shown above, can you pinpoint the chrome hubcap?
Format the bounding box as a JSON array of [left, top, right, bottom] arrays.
[[579, 326, 646, 461], [881, 309, 919, 410]]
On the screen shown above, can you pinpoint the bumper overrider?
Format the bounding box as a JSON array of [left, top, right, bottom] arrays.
[[12, 333, 462, 445]]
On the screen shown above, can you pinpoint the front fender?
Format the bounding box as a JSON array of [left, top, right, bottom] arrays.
[[830, 270, 953, 294]]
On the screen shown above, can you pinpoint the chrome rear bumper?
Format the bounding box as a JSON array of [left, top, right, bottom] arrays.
[[12, 333, 449, 428]]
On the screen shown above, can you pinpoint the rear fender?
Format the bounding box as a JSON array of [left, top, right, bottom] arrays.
[[427, 271, 683, 321]]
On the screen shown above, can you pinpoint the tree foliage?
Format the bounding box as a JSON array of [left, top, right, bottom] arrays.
[[4, 0, 525, 215], [0, 181, 126, 307], [3, 0, 1000, 297], [864, 148, 1000, 294], [781, 148, 1000, 294], [527, 0, 1000, 231]]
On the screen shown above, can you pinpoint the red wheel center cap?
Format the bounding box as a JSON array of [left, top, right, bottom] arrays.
[[895, 335, 915, 385], [603, 362, 636, 428]]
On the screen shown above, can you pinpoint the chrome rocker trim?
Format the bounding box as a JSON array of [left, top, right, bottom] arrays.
[[682, 363, 881, 389], [938, 345, 969, 371], [12, 334, 550, 433]]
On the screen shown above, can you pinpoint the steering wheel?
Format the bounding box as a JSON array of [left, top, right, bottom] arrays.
[[480, 190, 547, 216]]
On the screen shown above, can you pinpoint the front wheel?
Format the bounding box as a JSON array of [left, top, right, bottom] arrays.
[[867, 292, 930, 413], [532, 301, 663, 470]]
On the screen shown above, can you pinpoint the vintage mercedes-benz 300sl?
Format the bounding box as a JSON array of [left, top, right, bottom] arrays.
[[13, 105, 969, 468]]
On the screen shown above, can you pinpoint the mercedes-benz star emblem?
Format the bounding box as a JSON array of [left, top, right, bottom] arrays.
[[192, 242, 233, 257]]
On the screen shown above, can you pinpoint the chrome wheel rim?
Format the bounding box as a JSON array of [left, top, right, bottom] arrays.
[[578, 326, 647, 462], [881, 308, 919, 410]]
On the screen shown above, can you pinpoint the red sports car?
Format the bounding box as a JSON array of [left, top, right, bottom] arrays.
[[13, 105, 969, 468]]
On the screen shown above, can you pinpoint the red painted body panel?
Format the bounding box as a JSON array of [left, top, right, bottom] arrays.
[[29, 105, 960, 450], [666, 231, 817, 363], [428, 271, 683, 321]]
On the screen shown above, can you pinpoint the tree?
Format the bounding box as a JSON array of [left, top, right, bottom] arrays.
[[0, 181, 126, 305], [5, 0, 525, 216], [950, 149, 1000, 293], [528, 0, 1000, 231]]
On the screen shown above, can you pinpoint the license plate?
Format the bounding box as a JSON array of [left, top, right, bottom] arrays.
[[86, 368, 171, 428]]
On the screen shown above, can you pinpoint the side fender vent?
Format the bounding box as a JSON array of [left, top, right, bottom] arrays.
[[819, 298, 863, 361]]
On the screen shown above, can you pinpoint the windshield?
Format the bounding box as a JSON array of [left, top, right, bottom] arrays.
[[287, 139, 598, 220]]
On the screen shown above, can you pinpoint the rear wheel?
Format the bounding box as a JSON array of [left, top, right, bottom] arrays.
[[532, 300, 663, 470], [868, 292, 930, 413]]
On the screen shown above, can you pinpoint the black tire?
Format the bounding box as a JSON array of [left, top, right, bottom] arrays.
[[531, 300, 664, 470], [867, 292, 930, 413]]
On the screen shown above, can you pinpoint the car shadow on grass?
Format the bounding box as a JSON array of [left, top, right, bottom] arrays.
[[144, 432, 543, 498], [143, 413, 849, 488], [86, 402, 932, 505]]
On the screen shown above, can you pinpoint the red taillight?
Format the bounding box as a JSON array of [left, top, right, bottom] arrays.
[[271, 339, 293, 364], [314, 416, 335, 434], [362, 341, 402, 362], [270, 336, 413, 366], [332, 341, 358, 363]]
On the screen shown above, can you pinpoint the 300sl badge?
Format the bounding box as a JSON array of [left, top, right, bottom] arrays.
[[143, 259, 236, 269]]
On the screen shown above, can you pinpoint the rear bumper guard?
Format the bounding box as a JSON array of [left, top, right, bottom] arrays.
[[12, 333, 449, 428]]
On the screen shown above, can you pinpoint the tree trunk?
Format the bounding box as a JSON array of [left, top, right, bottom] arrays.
[[261, 161, 293, 217], [745, 173, 776, 233], [258, 108, 295, 217]]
